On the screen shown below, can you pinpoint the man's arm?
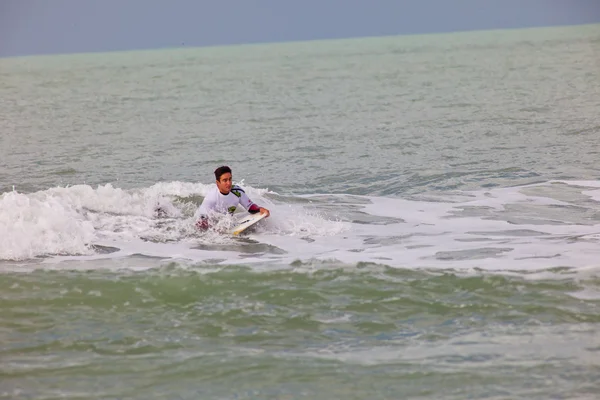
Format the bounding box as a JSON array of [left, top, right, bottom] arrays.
[[196, 195, 217, 229], [232, 186, 270, 217]]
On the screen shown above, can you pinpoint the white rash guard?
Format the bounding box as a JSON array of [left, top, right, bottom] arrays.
[[197, 185, 261, 220]]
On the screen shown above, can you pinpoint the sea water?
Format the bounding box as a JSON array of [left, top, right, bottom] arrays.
[[1, 24, 600, 399]]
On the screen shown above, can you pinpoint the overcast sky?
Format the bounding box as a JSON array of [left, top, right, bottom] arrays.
[[1, 0, 600, 57]]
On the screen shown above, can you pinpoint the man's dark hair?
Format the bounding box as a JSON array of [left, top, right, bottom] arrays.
[[214, 166, 232, 181]]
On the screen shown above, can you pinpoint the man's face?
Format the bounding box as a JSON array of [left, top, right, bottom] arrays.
[[216, 172, 232, 194]]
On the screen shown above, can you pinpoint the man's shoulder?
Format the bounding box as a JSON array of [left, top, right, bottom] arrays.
[[203, 186, 219, 199], [230, 185, 246, 197]]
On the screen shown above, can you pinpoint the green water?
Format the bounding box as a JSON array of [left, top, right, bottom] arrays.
[[2, 265, 599, 399]]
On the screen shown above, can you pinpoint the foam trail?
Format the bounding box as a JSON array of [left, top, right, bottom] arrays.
[[0, 183, 202, 260], [0, 190, 96, 260], [0, 181, 344, 262], [2, 180, 600, 274]]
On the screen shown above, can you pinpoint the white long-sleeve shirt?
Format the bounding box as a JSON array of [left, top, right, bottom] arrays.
[[197, 185, 260, 219]]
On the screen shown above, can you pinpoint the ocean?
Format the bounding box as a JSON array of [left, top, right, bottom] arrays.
[[1, 24, 600, 399]]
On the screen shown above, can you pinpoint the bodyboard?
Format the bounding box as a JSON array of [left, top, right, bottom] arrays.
[[231, 213, 266, 236]]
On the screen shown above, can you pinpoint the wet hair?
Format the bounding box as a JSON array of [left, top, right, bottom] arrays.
[[214, 166, 232, 181]]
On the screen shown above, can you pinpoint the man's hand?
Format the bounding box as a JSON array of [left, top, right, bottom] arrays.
[[259, 207, 270, 217], [196, 218, 209, 230]]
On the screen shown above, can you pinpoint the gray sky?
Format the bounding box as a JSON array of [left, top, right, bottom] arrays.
[[1, 0, 600, 57]]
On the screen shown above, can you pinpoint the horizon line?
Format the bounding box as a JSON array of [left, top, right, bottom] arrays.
[[1, 21, 598, 60]]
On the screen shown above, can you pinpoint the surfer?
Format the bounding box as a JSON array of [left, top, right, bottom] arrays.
[[195, 166, 270, 230]]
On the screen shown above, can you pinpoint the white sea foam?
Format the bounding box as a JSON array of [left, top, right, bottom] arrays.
[[2, 180, 600, 273], [0, 190, 96, 260]]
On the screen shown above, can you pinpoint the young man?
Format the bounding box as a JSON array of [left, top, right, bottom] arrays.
[[196, 166, 270, 230]]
